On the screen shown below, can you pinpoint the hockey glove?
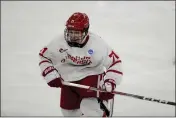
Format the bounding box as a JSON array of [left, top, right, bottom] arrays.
[[100, 79, 116, 100], [102, 79, 116, 92], [42, 66, 63, 88]]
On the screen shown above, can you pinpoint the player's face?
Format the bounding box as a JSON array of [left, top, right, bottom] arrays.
[[67, 30, 84, 44]]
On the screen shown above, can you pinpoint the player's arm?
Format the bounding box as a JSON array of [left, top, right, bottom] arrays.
[[39, 46, 63, 88], [101, 46, 123, 92]]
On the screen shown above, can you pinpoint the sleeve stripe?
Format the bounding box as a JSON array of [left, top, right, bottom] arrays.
[[39, 55, 53, 64], [108, 60, 121, 69], [42, 66, 55, 77], [39, 60, 51, 66], [106, 69, 123, 75]]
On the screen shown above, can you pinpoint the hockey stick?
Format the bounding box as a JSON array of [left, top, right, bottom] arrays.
[[62, 81, 176, 106], [109, 98, 114, 117]]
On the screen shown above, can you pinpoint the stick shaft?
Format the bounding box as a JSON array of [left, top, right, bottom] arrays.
[[62, 81, 176, 106]]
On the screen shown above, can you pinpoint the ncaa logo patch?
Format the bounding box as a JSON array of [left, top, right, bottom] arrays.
[[88, 49, 94, 55]]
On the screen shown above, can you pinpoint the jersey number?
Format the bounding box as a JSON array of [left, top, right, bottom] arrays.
[[39, 47, 48, 56], [108, 51, 119, 64]]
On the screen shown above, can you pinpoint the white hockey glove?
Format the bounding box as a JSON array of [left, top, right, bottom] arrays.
[[42, 66, 63, 88], [100, 79, 116, 92], [99, 79, 116, 100]]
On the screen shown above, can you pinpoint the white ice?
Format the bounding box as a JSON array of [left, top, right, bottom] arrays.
[[1, 1, 175, 117]]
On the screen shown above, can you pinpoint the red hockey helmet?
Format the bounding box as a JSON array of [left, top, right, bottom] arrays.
[[66, 12, 89, 31], [64, 12, 89, 47]]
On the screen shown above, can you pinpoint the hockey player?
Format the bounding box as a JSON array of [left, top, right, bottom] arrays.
[[39, 12, 123, 117]]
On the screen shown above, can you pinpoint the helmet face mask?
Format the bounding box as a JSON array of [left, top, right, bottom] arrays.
[[65, 29, 86, 44], [64, 12, 89, 47]]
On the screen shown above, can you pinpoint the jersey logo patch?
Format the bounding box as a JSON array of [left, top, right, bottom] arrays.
[[88, 49, 94, 55]]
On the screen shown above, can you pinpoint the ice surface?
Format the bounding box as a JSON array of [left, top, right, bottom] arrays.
[[1, 1, 175, 117]]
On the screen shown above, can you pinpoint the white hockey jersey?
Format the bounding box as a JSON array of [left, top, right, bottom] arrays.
[[39, 32, 123, 85]]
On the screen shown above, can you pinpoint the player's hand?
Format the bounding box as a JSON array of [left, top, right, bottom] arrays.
[[100, 79, 116, 100], [42, 66, 63, 88], [100, 79, 116, 92]]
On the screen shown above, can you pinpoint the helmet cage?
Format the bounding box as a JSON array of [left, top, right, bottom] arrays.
[[64, 26, 89, 47]]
